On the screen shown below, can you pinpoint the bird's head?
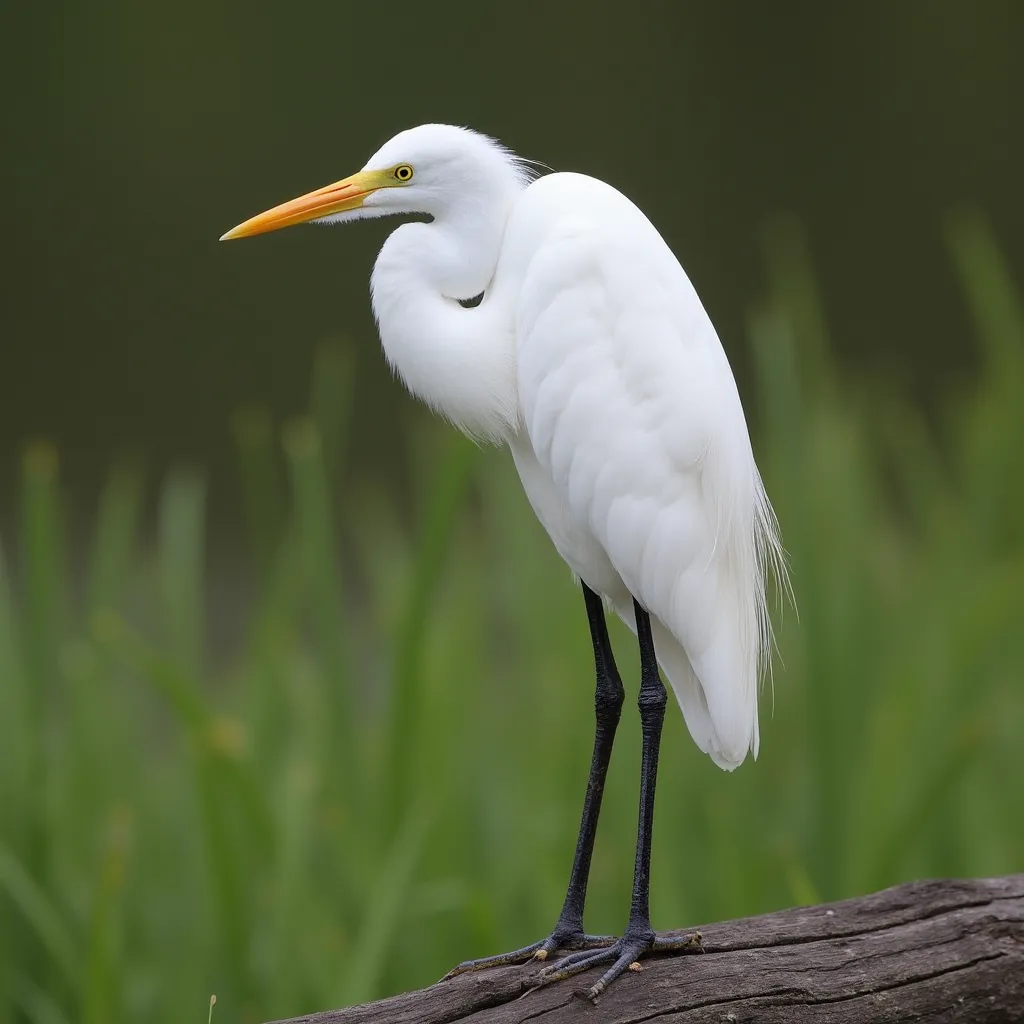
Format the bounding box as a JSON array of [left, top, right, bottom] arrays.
[[221, 124, 534, 242]]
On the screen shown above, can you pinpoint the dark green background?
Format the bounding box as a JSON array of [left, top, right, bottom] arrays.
[[4, 1, 1022, 528]]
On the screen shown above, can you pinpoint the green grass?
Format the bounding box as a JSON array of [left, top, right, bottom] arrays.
[[1, 211, 1022, 1024]]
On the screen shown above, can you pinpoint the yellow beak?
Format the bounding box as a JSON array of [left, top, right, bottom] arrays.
[[220, 169, 387, 241]]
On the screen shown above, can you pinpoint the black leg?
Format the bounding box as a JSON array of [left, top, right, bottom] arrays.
[[623, 599, 666, 942], [535, 600, 701, 1002], [537, 584, 625, 954], [442, 583, 624, 978]]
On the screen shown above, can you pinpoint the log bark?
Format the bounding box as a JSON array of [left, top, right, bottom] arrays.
[[265, 875, 1024, 1023]]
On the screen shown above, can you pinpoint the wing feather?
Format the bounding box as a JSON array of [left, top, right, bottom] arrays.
[[513, 176, 785, 768]]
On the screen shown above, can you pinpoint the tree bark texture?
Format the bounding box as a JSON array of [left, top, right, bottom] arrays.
[[264, 874, 1024, 1023]]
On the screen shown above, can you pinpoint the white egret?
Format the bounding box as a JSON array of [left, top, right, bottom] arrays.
[[222, 124, 789, 1002]]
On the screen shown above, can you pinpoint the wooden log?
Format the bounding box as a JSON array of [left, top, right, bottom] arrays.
[[265, 875, 1024, 1023]]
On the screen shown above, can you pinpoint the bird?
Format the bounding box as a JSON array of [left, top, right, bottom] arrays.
[[221, 123, 789, 1002]]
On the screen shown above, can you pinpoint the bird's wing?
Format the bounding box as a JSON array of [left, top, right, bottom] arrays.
[[514, 178, 781, 767]]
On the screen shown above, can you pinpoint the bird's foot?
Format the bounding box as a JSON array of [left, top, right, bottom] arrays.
[[531, 927, 703, 1004], [441, 925, 615, 980]]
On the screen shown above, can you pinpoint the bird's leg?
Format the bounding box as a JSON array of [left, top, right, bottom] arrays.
[[534, 600, 702, 1003], [441, 584, 623, 978], [534, 584, 625, 954]]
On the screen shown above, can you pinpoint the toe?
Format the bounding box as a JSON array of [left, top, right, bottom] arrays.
[[537, 945, 618, 984], [442, 941, 545, 979]]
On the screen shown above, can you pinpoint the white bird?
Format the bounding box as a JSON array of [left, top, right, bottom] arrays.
[[222, 124, 789, 1001]]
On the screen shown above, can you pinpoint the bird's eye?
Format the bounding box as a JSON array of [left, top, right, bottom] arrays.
[[394, 164, 414, 182]]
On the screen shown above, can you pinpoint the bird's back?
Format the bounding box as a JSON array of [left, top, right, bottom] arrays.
[[502, 172, 785, 770]]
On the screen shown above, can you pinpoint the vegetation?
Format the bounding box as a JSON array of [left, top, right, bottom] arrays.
[[1, 213, 1021, 1024]]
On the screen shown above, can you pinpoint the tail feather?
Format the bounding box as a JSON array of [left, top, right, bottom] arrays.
[[612, 466, 789, 772], [613, 599, 750, 770], [653, 617, 751, 770]]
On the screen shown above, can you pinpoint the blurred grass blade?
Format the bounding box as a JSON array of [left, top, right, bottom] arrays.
[[945, 209, 1024, 548], [870, 721, 984, 883], [748, 306, 803, 471], [382, 434, 476, 839], [760, 214, 832, 395], [157, 468, 206, 680], [282, 419, 355, 776], [945, 208, 1023, 380], [96, 612, 274, 844], [20, 442, 63, 696], [18, 442, 64, 904], [338, 804, 431, 1005], [310, 340, 356, 482], [232, 404, 284, 581], [0, 535, 28, 828], [86, 462, 145, 618], [12, 979, 73, 1024], [273, 755, 318, 928], [195, 752, 249, 1001], [95, 613, 209, 733], [0, 532, 21, 673], [0, 843, 79, 992], [96, 612, 270, 1003], [81, 807, 131, 1024]]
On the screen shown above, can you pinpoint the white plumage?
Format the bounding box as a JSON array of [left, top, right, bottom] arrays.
[[222, 121, 790, 998], [364, 127, 786, 769], [224, 123, 787, 768]]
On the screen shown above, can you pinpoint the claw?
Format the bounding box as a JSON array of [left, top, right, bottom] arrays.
[[518, 982, 543, 1001]]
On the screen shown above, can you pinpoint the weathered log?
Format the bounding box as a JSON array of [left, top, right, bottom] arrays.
[[266, 875, 1024, 1023]]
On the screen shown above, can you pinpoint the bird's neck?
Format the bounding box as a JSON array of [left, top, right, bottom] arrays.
[[370, 199, 522, 442]]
